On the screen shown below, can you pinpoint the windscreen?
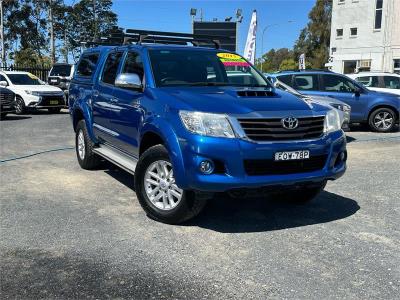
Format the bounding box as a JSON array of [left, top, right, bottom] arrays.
[[50, 65, 72, 76], [7, 74, 42, 85], [149, 49, 271, 88]]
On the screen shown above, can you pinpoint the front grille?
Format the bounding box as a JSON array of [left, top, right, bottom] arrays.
[[244, 155, 328, 176], [39, 95, 65, 106], [0, 91, 15, 106], [238, 116, 325, 141]]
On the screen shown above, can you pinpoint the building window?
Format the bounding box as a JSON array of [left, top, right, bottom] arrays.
[[338, 0, 345, 4], [375, 0, 383, 30], [394, 59, 400, 74], [336, 29, 343, 38], [350, 28, 358, 36]]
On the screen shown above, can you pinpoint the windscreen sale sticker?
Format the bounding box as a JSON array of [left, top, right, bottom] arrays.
[[217, 53, 250, 67]]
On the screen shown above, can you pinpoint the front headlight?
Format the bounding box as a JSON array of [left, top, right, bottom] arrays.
[[330, 103, 351, 112], [324, 109, 341, 133], [179, 111, 235, 138], [25, 90, 40, 96]]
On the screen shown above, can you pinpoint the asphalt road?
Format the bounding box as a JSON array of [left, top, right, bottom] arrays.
[[1, 111, 399, 299]]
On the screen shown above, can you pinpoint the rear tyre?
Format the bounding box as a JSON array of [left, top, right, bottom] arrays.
[[15, 96, 25, 115], [0, 113, 7, 120], [48, 107, 61, 114], [368, 108, 396, 132], [279, 181, 327, 204], [75, 120, 101, 169], [135, 145, 207, 224]]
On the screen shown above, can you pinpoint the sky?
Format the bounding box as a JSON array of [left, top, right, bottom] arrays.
[[67, 0, 316, 58]]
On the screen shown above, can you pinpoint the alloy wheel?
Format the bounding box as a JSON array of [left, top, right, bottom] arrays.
[[77, 130, 85, 160], [144, 160, 183, 210], [374, 111, 393, 130]]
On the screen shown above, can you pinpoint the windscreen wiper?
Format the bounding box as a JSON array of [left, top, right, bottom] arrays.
[[189, 82, 232, 86]]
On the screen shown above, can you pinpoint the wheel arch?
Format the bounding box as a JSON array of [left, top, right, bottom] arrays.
[[368, 104, 399, 123]]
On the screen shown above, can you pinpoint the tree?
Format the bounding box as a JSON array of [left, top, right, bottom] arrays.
[[13, 48, 51, 66], [294, 0, 332, 68], [257, 48, 294, 73], [279, 59, 297, 71]]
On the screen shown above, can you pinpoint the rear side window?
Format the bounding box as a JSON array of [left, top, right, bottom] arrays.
[[294, 74, 319, 91], [277, 75, 292, 86], [356, 76, 379, 88], [76, 53, 99, 77], [383, 76, 400, 89], [101, 51, 124, 85]]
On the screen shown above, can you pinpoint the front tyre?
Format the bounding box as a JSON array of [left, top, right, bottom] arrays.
[[75, 120, 101, 169], [369, 108, 396, 132], [15, 96, 26, 115], [279, 181, 327, 204], [135, 145, 207, 224]]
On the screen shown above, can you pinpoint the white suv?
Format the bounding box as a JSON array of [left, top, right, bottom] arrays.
[[0, 71, 66, 114], [348, 72, 400, 96]]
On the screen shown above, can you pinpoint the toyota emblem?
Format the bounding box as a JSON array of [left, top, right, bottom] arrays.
[[281, 116, 299, 130]]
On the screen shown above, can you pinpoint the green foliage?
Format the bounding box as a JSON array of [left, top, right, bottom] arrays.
[[257, 48, 295, 73], [2, 0, 118, 64], [294, 0, 332, 68], [13, 48, 51, 66], [279, 59, 297, 71]]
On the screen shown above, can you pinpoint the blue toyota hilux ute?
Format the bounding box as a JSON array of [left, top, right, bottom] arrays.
[[69, 30, 347, 224]]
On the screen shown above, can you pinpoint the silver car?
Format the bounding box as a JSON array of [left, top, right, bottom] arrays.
[[272, 79, 351, 130]]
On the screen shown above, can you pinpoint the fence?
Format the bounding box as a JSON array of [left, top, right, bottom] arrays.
[[0, 64, 51, 82]]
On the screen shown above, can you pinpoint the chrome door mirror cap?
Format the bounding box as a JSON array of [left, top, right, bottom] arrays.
[[115, 73, 143, 91]]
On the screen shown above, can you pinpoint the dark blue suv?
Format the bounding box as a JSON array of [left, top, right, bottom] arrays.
[[270, 71, 400, 132], [69, 30, 347, 224]]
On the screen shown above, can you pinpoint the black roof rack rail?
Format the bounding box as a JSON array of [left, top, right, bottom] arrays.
[[80, 28, 232, 49], [276, 69, 332, 73]]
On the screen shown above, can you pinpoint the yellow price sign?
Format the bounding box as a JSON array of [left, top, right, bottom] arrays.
[[27, 73, 39, 80]]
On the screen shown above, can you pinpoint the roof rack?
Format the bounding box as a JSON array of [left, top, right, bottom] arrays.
[[276, 69, 332, 73], [81, 28, 231, 49]]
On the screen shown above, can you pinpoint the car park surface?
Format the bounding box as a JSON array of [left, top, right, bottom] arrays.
[[0, 112, 399, 299]]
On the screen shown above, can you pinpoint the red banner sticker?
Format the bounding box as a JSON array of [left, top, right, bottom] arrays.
[[217, 53, 250, 67]]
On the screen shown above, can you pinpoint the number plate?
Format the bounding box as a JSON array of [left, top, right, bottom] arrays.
[[51, 79, 57, 82], [275, 150, 310, 161], [50, 100, 59, 105]]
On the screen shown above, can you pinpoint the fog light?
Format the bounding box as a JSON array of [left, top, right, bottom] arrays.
[[199, 160, 214, 174]]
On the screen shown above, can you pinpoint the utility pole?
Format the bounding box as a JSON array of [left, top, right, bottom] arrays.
[[49, 0, 55, 64], [0, 0, 5, 66]]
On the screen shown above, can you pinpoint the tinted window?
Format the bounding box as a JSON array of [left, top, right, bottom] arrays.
[[356, 76, 379, 88], [0, 74, 7, 82], [50, 65, 72, 76], [122, 51, 144, 81], [294, 74, 319, 91], [321, 75, 358, 93], [148, 50, 270, 88], [383, 76, 400, 89], [76, 53, 99, 77], [277, 75, 292, 86], [7, 74, 42, 85], [101, 51, 124, 85]]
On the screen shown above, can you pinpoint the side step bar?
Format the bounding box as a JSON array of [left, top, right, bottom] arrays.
[[93, 144, 138, 175]]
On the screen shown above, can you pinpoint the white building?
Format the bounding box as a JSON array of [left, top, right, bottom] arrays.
[[329, 0, 400, 74]]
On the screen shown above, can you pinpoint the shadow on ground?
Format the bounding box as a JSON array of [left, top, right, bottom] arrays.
[[0, 115, 31, 121], [186, 191, 359, 233], [0, 248, 209, 299]]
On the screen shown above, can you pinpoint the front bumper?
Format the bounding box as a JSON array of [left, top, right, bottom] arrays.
[[26, 94, 66, 109], [174, 130, 347, 192]]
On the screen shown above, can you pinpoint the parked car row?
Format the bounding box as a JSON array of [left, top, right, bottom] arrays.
[[0, 71, 67, 117], [267, 70, 400, 132]]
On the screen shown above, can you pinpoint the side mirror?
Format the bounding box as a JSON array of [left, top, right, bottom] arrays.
[[0, 80, 8, 87], [354, 88, 361, 97], [115, 73, 143, 91]]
